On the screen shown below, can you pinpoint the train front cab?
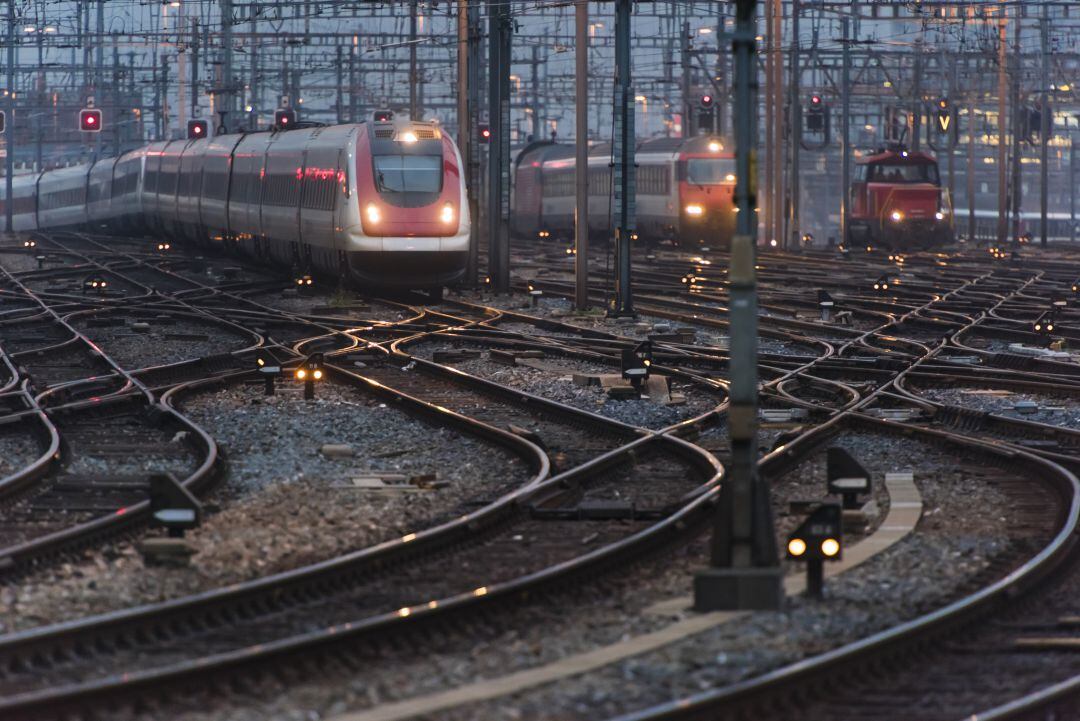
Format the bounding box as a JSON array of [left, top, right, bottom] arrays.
[[675, 137, 736, 247], [342, 120, 469, 289], [849, 150, 953, 249]]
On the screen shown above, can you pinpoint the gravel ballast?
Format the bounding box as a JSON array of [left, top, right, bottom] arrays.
[[142, 428, 1042, 721], [2, 379, 530, 632], [917, 385, 1080, 429], [73, 318, 252, 370], [410, 340, 723, 429]]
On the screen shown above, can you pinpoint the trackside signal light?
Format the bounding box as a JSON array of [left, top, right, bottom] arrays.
[[620, 340, 653, 391], [1034, 311, 1057, 338], [79, 108, 102, 132], [478, 125, 492, 143], [274, 108, 297, 131], [700, 94, 714, 109], [297, 353, 325, 400], [187, 119, 208, 139], [787, 503, 842, 598]]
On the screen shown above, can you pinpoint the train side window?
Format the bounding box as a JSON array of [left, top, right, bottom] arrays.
[[854, 165, 867, 182]]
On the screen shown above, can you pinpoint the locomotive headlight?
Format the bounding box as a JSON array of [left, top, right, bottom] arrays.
[[708, 140, 722, 152], [366, 203, 381, 224], [725, 174, 736, 182], [890, 210, 904, 223], [440, 203, 455, 225], [685, 204, 704, 217], [398, 130, 418, 143]]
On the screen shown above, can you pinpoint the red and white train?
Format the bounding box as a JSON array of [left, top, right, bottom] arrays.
[[1, 115, 470, 290], [512, 135, 737, 247]]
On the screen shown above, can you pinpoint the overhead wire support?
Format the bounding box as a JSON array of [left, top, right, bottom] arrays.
[[574, 0, 589, 311], [608, 0, 635, 318], [694, 0, 781, 612], [487, 0, 512, 294]]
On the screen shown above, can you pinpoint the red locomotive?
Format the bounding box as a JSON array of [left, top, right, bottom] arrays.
[[848, 147, 954, 249]]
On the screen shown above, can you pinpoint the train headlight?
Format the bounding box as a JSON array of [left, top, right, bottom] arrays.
[[398, 130, 418, 143], [440, 203, 455, 225], [890, 210, 904, 223], [708, 140, 722, 152], [366, 203, 381, 224], [935, 211, 945, 221], [724, 173, 736, 182], [685, 204, 704, 217]]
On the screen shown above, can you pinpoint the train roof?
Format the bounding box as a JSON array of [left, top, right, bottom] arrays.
[[515, 135, 731, 167], [858, 148, 938, 165]]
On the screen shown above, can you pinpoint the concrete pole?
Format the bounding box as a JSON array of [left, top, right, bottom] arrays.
[[456, 0, 474, 290], [911, 43, 921, 152], [487, 0, 512, 293], [771, 0, 783, 249], [695, 0, 781, 612], [177, 1, 187, 136], [1039, 6, 1049, 247], [996, 3, 1008, 245], [1009, 15, 1021, 244], [609, 0, 635, 317], [840, 16, 850, 246], [191, 20, 200, 123], [221, 0, 234, 133], [763, 2, 774, 244], [788, 0, 800, 250], [409, 0, 418, 119], [574, 0, 589, 310], [1071, 128, 1077, 244], [947, 54, 956, 203], [465, 4, 481, 287], [5, 0, 13, 233], [681, 20, 692, 137], [527, 46, 540, 140], [95, 0, 104, 159], [967, 97, 977, 242]]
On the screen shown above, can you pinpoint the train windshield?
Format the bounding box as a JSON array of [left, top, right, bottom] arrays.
[[373, 155, 443, 193], [687, 158, 736, 185], [867, 163, 939, 184]]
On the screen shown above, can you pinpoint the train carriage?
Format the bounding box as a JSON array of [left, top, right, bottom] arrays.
[[0, 114, 470, 292], [37, 163, 90, 229], [4, 172, 41, 232], [513, 135, 737, 247]]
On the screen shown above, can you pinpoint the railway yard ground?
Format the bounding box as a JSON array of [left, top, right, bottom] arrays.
[[4, 232, 1080, 721]]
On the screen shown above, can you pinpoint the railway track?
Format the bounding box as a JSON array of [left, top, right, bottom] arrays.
[[4, 233, 1080, 719]]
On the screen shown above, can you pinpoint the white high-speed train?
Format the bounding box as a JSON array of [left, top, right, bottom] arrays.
[[2, 117, 470, 290]]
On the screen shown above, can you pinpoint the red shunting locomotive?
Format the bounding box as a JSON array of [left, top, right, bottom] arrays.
[[848, 146, 954, 250]]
